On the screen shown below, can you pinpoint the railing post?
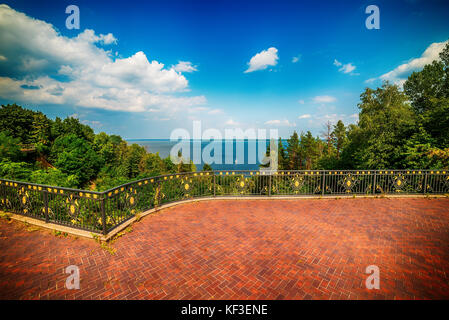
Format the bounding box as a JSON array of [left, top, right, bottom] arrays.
[[156, 181, 161, 208], [268, 173, 272, 196], [321, 171, 325, 196], [372, 171, 377, 194], [101, 195, 107, 235], [213, 173, 216, 197], [423, 171, 428, 194], [43, 190, 49, 223]]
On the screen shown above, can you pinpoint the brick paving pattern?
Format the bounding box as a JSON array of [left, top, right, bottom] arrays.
[[1, 198, 449, 300]]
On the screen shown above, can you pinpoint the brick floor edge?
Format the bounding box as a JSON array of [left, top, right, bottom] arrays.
[[0, 198, 448, 300]]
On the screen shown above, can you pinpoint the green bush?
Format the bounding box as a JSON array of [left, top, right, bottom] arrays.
[[28, 168, 79, 188]]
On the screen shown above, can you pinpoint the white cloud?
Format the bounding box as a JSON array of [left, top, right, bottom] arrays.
[[298, 99, 305, 104], [81, 119, 102, 127], [184, 107, 225, 116], [244, 47, 279, 73], [77, 30, 117, 45], [340, 63, 356, 74], [172, 61, 198, 73], [0, 5, 205, 113], [208, 109, 224, 115], [305, 113, 359, 125], [366, 40, 448, 85], [187, 106, 209, 113], [264, 119, 296, 127], [99, 33, 117, 45], [92, 51, 189, 93], [292, 54, 301, 63], [334, 59, 357, 75], [225, 119, 241, 126], [313, 95, 337, 103], [298, 114, 311, 119]]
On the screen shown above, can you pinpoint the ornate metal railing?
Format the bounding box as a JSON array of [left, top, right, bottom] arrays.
[[1, 170, 448, 235]]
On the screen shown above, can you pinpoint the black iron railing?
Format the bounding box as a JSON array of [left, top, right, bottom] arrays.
[[1, 170, 448, 234]]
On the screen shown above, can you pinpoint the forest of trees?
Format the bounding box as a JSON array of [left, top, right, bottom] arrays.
[[0, 105, 197, 191], [271, 41, 449, 171], [0, 42, 448, 190]]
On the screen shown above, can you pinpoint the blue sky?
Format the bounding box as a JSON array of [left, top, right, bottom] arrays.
[[0, 0, 448, 138]]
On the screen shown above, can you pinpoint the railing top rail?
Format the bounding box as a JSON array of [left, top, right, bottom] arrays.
[[1, 169, 446, 196], [0, 178, 103, 195], [102, 171, 208, 193]]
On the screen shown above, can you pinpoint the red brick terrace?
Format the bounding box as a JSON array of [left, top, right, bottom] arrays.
[[1, 198, 449, 300]]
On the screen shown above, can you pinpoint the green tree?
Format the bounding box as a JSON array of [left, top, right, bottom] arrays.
[[332, 120, 347, 160], [404, 41, 449, 114], [0, 160, 33, 180], [163, 157, 176, 173], [321, 121, 335, 157], [93, 132, 123, 167], [60, 117, 95, 142], [277, 138, 287, 170], [300, 131, 321, 170], [399, 126, 436, 168], [403, 41, 449, 148], [404, 60, 447, 114], [50, 134, 102, 187], [202, 163, 213, 171], [425, 147, 449, 168], [30, 113, 51, 145], [139, 152, 176, 176], [345, 82, 416, 169], [29, 168, 79, 188], [125, 143, 147, 178], [51, 117, 64, 140], [0, 131, 22, 161], [0, 104, 36, 143], [286, 131, 301, 169], [30, 113, 52, 155]]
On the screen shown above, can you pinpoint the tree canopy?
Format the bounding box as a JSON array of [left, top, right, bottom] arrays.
[[0, 105, 184, 190]]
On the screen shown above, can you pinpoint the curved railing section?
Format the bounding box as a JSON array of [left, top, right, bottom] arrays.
[[1, 170, 448, 234]]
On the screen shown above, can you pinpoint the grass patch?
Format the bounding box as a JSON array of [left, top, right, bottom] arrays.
[[91, 232, 118, 256], [24, 222, 40, 233], [52, 230, 68, 237], [109, 226, 133, 245], [100, 242, 116, 255], [0, 211, 12, 221]]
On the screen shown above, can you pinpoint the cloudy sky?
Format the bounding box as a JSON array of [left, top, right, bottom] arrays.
[[0, 0, 448, 138]]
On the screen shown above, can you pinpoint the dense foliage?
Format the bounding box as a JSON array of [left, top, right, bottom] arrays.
[[0, 104, 196, 190]]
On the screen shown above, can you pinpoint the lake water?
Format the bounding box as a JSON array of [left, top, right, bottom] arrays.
[[128, 139, 276, 171]]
